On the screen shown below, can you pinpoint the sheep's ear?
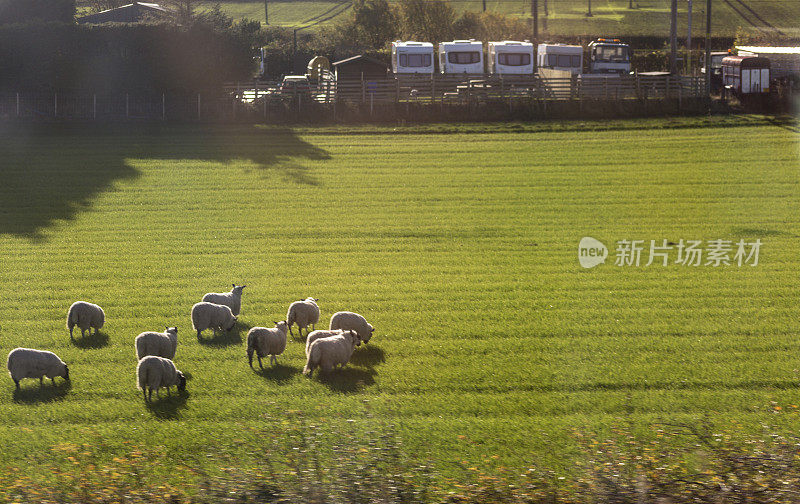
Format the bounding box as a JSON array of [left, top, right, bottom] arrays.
[[232, 283, 236, 288], [273, 321, 278, 325]]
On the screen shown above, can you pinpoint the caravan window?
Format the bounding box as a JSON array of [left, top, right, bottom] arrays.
[[498, 52, 530, 66], [552, 54, 580, 67], [448, 51, 481, 64], [400, 53, 432, 67]]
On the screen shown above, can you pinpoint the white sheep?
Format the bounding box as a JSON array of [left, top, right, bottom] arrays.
[[135, 327, 178, 360], [191, 302, 237, 338], [66, 301, 105, 339], [7, 348, 69, 389], [303, 330, 360, 376], [287, 297, 320, 337], [136, 355, 186, 402], [202, 284, 246, 316], [246, 321, 288, 369], [305, 328, 359, 357], [329, 311, 375, 344]]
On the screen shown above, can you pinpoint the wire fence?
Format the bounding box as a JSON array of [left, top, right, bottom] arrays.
[[0, 75, 707, 123]]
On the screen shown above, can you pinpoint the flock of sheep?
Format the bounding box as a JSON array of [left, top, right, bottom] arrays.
[[5, 284, 376, 402]]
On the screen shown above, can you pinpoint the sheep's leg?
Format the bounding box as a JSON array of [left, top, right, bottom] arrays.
[[196, 329, 202, 339], [39, 377, 44, 388], [94, 327, 99, 335], [143, 389, 147, 401], [81, 328, 87, 338], [14, 380, 19, 390], [69, 326, 73, 340], [288, 325, 294, 336], [167, 386, 171, 397], [51, 377, 55, 385], [258, 355, 264, 370], [147, 388, 153, 402], [271, 355, 277, 366]]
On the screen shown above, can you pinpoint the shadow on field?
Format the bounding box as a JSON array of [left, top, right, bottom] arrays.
[[70, 331, 110, 349], [252, 363, 299, 384], [197, 320, 250, 348], [350, 344, 385, 367], [0, 124, 330, 240], [315, 367, 376, 393], [144, 390, 189, 420], [12, 380, 72, 404], [730, 226, 795, 238]]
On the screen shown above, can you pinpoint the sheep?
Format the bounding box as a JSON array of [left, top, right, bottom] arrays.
[[202, 284, 246, 316], [303, 330, 360, 376], [246, 321, 288, 369], [66, 301, 105, 339], [305, 329, 359, 357], [191, 302, 237, 338], [329, 311, 375, 344], [136, 355, 186, 402], [7, 348, 69, 389], [135, 327, 178, 360], [287, 297, 319, 337]]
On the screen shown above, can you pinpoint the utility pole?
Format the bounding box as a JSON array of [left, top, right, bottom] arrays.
[[293, 28, 298, 73], [264, 0, 268, 24], [687, 0, 692, 73], [670, 0, 678, 74], [587, 0, 592, 16], [532, 0, 538, 69], [544, 0, 548, 16], [705, 0, 712, 96], [482, 0, 486, 12]]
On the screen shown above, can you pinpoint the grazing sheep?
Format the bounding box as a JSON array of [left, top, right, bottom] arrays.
[[66, 301, 105, 339], [287, 297, 320, 337], [246, 321, 288, 369], [202, 284, 246, 316], [7, 348, 69, 389], [135, 327, 178, 360], [329, 311, 375, 344], [136, 355, 186, 402], [191, 302, 237, 338], [305, 329, 359, 357], [303, 330, 360, 376]]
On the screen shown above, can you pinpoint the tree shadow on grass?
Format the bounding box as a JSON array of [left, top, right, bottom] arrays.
[[0, 124, 330, 240], [251, 363, 299, 384], [70, 331, 110, 349], [12, 379, 72, 404], [314, 367, 376, 393], [350, 344, 385, 367], [143, 390, 189, 420]]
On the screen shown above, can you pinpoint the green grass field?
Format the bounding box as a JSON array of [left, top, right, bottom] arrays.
[[197, 0, 800, 35], [0, 117, 798, 494]]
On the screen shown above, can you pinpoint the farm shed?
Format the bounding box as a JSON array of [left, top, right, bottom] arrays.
[[332, 55, 390, 81], [77, 2, 171, 24]]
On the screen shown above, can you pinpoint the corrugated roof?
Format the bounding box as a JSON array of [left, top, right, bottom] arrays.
[[736, 46, 800, 55]]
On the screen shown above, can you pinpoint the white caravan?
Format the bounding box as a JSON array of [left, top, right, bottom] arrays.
[[587, 38, 631, 74], [438, 40, 484, 74], [488, 41, 534, 75], [537, 43, 583, 75], [392, 41, 435, 75]]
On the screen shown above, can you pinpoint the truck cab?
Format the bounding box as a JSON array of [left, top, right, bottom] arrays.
[[588, 39, 631, 74]]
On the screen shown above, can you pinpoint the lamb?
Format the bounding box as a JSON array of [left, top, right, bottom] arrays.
[[305, 328, 359, 357], [66, 301, 105, 339], [202, 284, 246, 316], [192, 302, 237, 338], [303, 330, 360, 376], [7, 348, 69, 389], [246, 321, 288, 369], [329, 311, 375, 344], [287, 297, 320, 337], [136, 355, 186, 402], [135, 327, 179, 360]]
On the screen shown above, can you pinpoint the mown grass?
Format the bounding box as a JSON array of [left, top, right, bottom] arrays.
[[0, 117, 797, 491], [198, 0, 800, 36]]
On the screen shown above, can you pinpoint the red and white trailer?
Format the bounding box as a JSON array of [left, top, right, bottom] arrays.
[[722, 55, 770, 95]]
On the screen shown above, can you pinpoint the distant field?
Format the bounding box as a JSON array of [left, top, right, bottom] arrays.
[[0, 117, 798, 495], [197, 0, 800, 35]]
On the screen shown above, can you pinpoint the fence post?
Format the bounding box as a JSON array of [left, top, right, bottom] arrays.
[[197, 93, 201, 121], [395, 79, 400, 103], [93, 94, 97, 120], [666, 75, 671, 99], [361, 76, 366, 104], [16, 92, 19, 117], [431, 75, 435, 104], [370, 92, 374, 116], [126, 93, 129, 119], [162, 93, 165, 121], [54, 92, 58, 118]]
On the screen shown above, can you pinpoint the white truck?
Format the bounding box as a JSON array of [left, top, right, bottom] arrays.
[[438, 39, 484, 75], [537, 43, 583, 75], [587, 38, 631, 74], [392, 41, 435, 75], [488, 41, 534, 75]]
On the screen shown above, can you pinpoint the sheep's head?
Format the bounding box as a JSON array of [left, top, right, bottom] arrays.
[[63, 364, 70, 381], [305, 297, 318, 304], [348, 330, 361, 347], [233, 284, 246, 294], [227, 316, 237, 331], [177, 372, 187, 391], [166, 326, 178, 335], [275, 320, 288, 332]]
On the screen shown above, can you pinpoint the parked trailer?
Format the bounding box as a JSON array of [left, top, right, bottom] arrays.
[[736, 46, 800, 83], [488, 41, 534, 75], [392, 41, 435, 75], [588, 38, 631, 74], [439, 40, 484, 75], [537, 43, 583, 75], [722, 55, 770, 95]]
